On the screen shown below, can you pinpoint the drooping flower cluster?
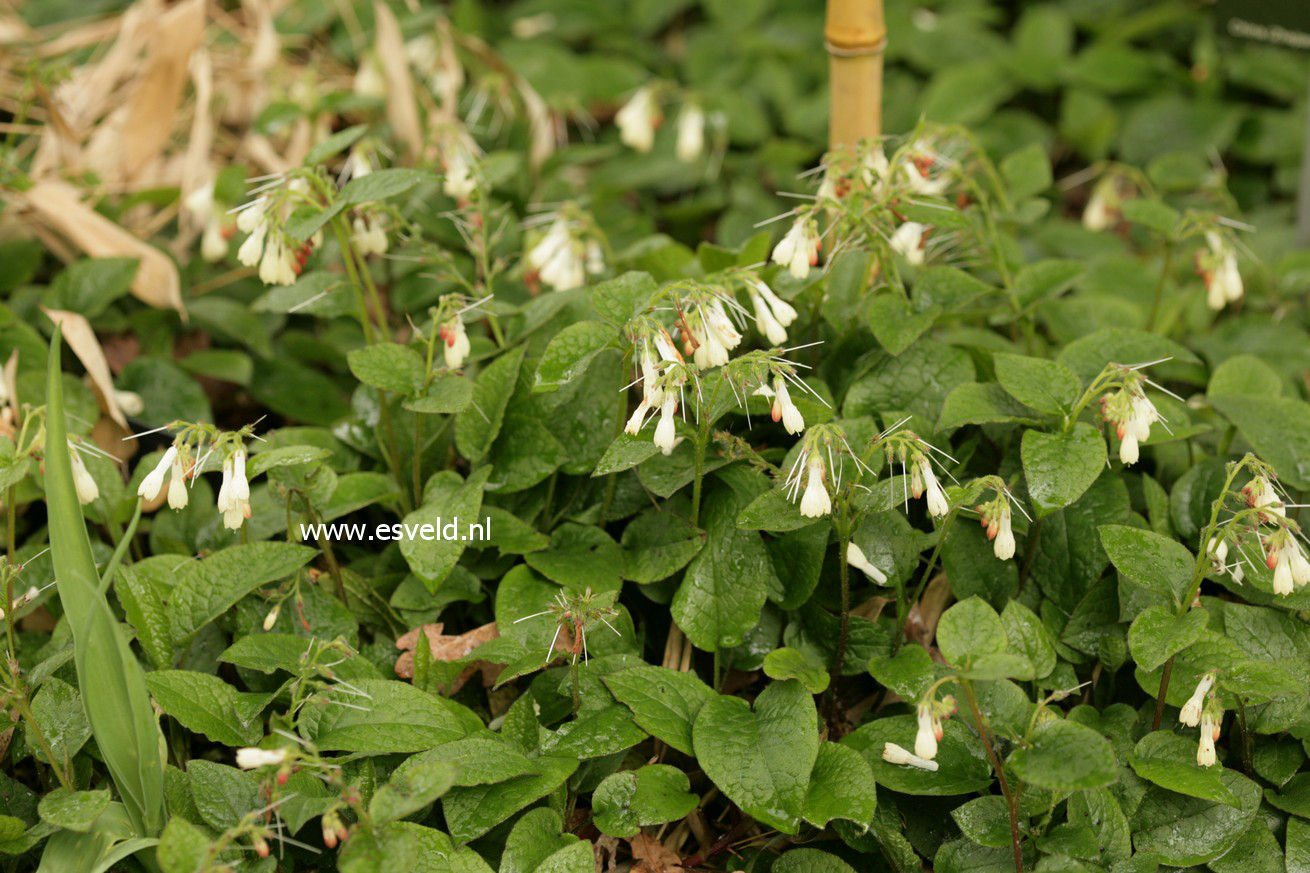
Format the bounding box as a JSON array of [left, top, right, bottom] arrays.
[[1179, 673, 1222, 767], [523, 208, 606, 292], [133, 425, 258, 531], [679, 291, 744, 369], [351, 212, 389, 257], [784, 424, 871, 519], [438, 127, 481, 203], [1196, 230, 1243, 311], [1100, 380, 1162, 466], [914, 694, 956, 760], [746, 278, 798, 346], [908, 450, 950, 518], [183, 180, 234, 263], [1265, 527, 1310, 596], [977, 493, 1016, 561], [624, 329, 690, 456], [616, 85, 662, 153], [1082, 174, 1132, 233], [430, 294, 492, 371], [234, 177, 320, 287], [770, 211, 822, 280]]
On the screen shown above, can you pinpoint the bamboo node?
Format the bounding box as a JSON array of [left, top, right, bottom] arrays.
[[824, 37, 887, 58]]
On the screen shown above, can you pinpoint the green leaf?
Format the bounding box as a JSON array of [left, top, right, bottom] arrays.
[[1121, 198, 1180, 236], [868, 644, 937, 702], [994, 353, 1081, 415], [540, 705, 647, 759], [167, 542, 315, 641], [299, 680, 469, 753], [592, 433, 662, 476], [620, 509, 705, 583], [1127, 732, 1239, 806], [395, 736, 535, 788], [347, 342, 426, 396], [593, 765, 698, 837], [369, 759, 456, 825], [1012, 259, 1083, 309], [867, 294, 941, 356], [499, 808, 576, 873], [803, 742, 877, 830], [937, 382, 1039, 430], [1209, 821, 1287, 873], [306, 124, 367, 165], [525, 523, 622, 595], [1001, 143, 1053, 200], [773, 849, 858, 873], [403, 374, 474, 414], [533, 321, 616, 392], [951, 796, 1013, 848], [1099, 524, 1193, 605], [455, 346, 524, 462], [398, 467, 489, 590], [145, 671, 262, 747], [1127, 607, 1207, 673], [38, 789, 111, 834], [604, 666, 714, 757], [219, 633, 379, 679], [763, 647, 831, 694], [671, 486, 774, 651], [1209, 394, 1310, 490], [693, 680, 818, 834], [590, 271, 658, 324], [1288, 817, 1310, 873], [844, 715, 993, 796], [1021, 423, 1106, 517], [735, 487, 817, 532], [188, 760, 258, 830], [937, 597, 1008, 668], [156, 817, 211, 873], [1056, 327, 1199, 383], [843, 339, 976, 426], [1000, 602, 1056, 680], [1067, 788, 1131, 864], [1267, 773, 1310, 819], [1130, 768, 1261, 866], [442, 755, 577, 844], [1009, 719, 1117, 792], [42, 328, 166, 837], [45, 258, 138, 318], [1209, 354, 1282, 398]]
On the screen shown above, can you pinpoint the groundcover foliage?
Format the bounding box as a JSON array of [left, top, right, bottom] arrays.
[[1, 1, 1310, 871]]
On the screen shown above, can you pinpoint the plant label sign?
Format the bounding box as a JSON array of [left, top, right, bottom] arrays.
[[1214, 0, 1310, 50], [1215, 0, 1310, 242]]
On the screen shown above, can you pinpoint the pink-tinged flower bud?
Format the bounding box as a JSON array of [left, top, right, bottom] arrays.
[[1196, 712, 1219, 767]]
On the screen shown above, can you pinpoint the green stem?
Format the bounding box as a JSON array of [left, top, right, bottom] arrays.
[[832, 528, 852, 682], [1153, 458, 1247, 729], [893, 507, 957, 650], [12, 690, 73, 791], [1146, 243, 1175, 333], [691, 411, 712, 529], [569, 657, 581, 715], [331, 219, 376, 345], [962, 679, 1023, 873], [5, 485, 14, 562], [600, 349, 632, 526], [412, 410, 423, 507], [98, 499, 143, 596]]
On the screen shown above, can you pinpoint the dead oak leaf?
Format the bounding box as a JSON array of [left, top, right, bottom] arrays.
[[394, 621, 499, 693], [629, 833, 684, 873]]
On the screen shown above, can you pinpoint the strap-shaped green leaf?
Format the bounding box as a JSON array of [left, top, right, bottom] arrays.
[[44, 327, 166, 838]]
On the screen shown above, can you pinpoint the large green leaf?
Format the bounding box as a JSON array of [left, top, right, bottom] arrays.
[[1008, 718, 1117, 792], [692, 679, 818, 834], [1021, 423, 1106, 517]]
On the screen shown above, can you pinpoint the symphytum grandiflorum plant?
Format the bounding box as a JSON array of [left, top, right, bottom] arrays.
[[6, 1, 1310, 872], [39, 327, 166, 868]]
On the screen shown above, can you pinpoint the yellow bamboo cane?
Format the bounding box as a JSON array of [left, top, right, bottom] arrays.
[[825, 0, 887, 149]]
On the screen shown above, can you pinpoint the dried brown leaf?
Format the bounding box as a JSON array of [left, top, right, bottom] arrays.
[[25, 180, 185, 317], [120, 0, 205, 179], [41, 308, 128, 429], [373, 1, 422, 157], [629, 834, 684, 873], [394, 621, 500, 692]]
